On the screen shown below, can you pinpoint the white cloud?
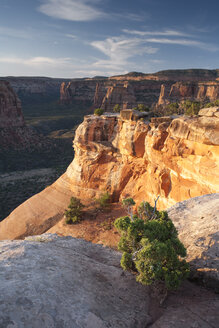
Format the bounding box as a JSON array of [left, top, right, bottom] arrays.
[[65, 33, 77, 39], [0, 56, 73, 66], [145, 38, 219, 51], [123, 29, 189, 37], [38, 0, 106, 21], [90, 36, 158, 71]]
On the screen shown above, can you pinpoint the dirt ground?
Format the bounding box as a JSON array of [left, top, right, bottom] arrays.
[[47, 203, 127, 249]]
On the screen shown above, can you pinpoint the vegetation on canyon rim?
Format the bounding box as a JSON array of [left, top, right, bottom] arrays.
[[114, 198, 190, 290], [64, 197, 85, 224]]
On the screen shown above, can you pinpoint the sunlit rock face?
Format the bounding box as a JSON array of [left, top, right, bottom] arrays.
[[0, 108, 218, 240], [158, 81, 219, 106]]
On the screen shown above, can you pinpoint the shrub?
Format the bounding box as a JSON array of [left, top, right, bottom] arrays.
[[114, 200, 190, 290], [96, 191, 111, 208], [182, 100, 201, 116], [94, 108, 104, 116], [65, 197, 84, 224], [205, 99, 219, 108], [133, 104, 150, 112], [113, 104, 121, 113]]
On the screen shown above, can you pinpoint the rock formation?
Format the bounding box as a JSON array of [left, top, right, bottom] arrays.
[[0, 233, 218, 327], [167, 193, 219, 290], [1, 76, 70, 96], [0, 81, 24, 128], [158, 81, 219, 106], [60, 69, 219, 112], [0, 81, 40, 149], [0, 234, 151, 327], [0, 110, 218, 289]]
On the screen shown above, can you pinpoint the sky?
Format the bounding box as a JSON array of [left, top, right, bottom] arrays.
[[0, 0, 218, 78]]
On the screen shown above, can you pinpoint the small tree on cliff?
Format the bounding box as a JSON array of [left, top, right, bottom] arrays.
[[94, 108, 104, 116], [114, 198, 190, 290], [113, 104, 121, 113], [65, 197, 85, 224]]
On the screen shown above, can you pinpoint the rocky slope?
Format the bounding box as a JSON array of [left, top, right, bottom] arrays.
[[0, 233, 218, 328], [60, 69, 219, 111]]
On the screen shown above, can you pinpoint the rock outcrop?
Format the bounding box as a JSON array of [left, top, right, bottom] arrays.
[[168, 193, 219, 290], [158, 81, 219, 106], [1, 76, 70, 96], [0, 110, 218, 235], [0, 234, 218, 328], [0, 234, 151, 327], [0, 81, 24, 128], [0, 81, 40, 149], [60, 69, 219, 112]]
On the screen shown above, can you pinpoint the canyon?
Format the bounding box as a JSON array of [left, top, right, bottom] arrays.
[[0, 72, 219, 327], [60, 69, 219, 112], [1, 109, 218, 283]]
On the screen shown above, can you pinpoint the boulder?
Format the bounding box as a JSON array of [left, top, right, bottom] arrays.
[[168, 193, 219, 290], [0, 234, 151, 328]]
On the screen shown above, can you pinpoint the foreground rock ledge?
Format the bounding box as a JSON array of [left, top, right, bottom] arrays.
[[0, 234, 151, 328]]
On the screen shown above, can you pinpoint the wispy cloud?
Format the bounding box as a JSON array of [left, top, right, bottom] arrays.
[[90, 36, 158, 72], [145, 37, 219, 51], [0, 26, 31, 39], [65, 33, 77, 39], [0, 56, 73, 66], [123, 29, 189, 37], [38, 0, 106, 22]]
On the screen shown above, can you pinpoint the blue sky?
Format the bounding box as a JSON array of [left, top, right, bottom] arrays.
[[0, 0, 218, 78]]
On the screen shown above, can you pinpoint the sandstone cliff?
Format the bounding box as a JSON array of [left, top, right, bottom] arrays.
[[158, 81, 219, 106], [1, 76, 70, 96], [0, 81, 40, 149], [60, 69, 219, 112], [1, 108, 218, 239]]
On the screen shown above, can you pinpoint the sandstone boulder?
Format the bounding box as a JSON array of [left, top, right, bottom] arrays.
[[168, 193, 219, 290], [198, 106, 219, 117], [0, 234, 151, 328]]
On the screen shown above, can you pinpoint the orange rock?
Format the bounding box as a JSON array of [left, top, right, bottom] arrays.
[[0, 110, 219, 240]]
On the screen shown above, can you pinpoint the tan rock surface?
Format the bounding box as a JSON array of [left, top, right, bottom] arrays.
[[168, 193, 219, 290], [1, 112, 218, 240]]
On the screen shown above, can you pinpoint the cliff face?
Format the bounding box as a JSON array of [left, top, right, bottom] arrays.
[[1, 77, 70, 96], [60, 69, 219, 112], [0, 81, 40, 149], [158, 81, 219, 106], [0, 81, 24, 128], [1, 108, 218, 240]]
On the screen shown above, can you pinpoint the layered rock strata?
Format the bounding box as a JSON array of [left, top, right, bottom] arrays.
[[60, 69, 219, 112], [0, 108, 218, 240], [158, 81, 219, 106]]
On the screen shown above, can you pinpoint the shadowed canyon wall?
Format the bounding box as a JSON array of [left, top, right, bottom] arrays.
[[0, 81, 40, 149]]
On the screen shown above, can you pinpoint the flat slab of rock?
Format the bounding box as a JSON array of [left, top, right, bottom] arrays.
[[168, 193, 219, 290], [0, 234, 150, 328]]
